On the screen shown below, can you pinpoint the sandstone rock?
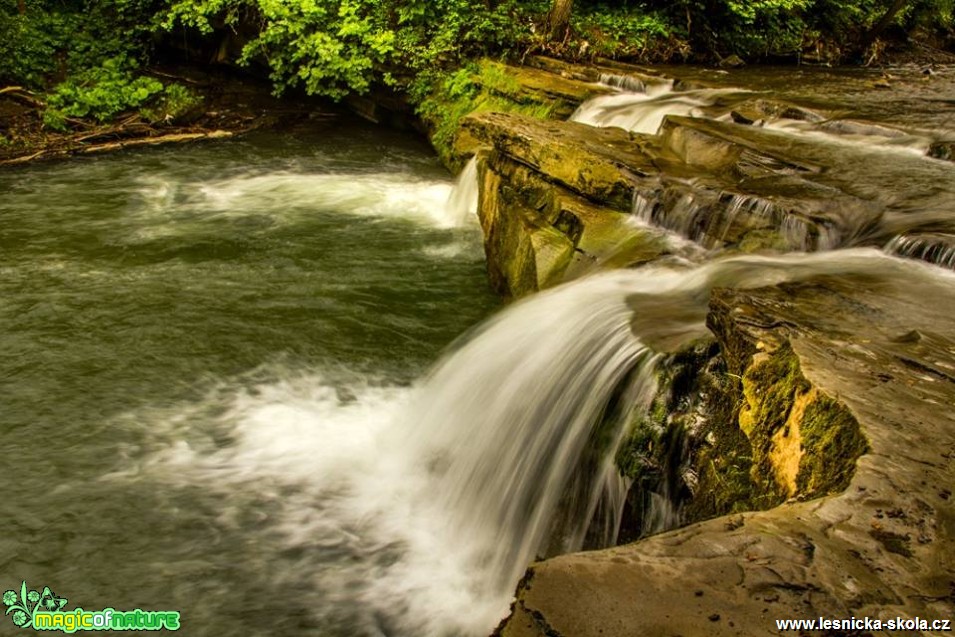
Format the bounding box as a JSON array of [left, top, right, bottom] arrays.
[[497, 265, 955, 636], [477, 148, 667, 298], [477, 61, 614, 120]]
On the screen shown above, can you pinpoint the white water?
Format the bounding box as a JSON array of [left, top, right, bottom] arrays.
[[633, 189, 839, 252], [109, 247, 921, 636], [598, 72, 649, 93], [130, 167, 477, 238], [764, 118, 933, 157], [444, 156, 480, 225], [886, 233, 955, 269], [571, 83, 743, 135]]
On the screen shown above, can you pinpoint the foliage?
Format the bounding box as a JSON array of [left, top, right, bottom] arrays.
[[160, 0, 549, 99], [43, 57, 197, 130], [646, 0, 954, 59], [141, 83, 203, 123], [572, 4, 673, 58], [2, 0, 954, 133], [0, 0, 162, 88], [0, 7, 80, 87]]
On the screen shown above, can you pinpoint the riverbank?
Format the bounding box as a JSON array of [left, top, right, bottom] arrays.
[[0, 66, 336, 166]]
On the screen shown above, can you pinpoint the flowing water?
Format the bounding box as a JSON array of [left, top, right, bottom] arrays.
[[574, 66, 955, 261], [5, 67, 955, 637], [0, 122, 503, 635]]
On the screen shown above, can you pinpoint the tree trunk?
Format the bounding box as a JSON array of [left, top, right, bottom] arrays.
[[17, 0, 26, 15], [548, 0, 573, 40], [861, 0, 910, 50]]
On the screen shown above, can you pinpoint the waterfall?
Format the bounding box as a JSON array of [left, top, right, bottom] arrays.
[[598, 72, 648, 93], [361, 250, 906, 634], [631, 187, 842, 252], [885, 233, 955, 269], [443, 156, 480, 226], [371, 271, 663, 633], [135, 242, 910, 635]]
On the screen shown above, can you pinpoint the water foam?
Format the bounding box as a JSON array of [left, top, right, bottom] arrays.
[[108, 248, 927, 635], [128, 169, 473, 239]]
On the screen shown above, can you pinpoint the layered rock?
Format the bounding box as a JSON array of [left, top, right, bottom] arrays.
[[463, 96, 955, 297], [498, 266, 955, 636], [455, 59, 955, 637]]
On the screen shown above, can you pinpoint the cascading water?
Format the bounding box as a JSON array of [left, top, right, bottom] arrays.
[[885, 233, 955, 269], [571, 82, 744, 135], [598, 72, 648, 93], [444, 156, 480, 225], [126, 238, 915, 636]]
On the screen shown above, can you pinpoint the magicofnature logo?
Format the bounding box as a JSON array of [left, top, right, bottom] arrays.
[[4, 582, 181, 633], [3, 583, 67, 629]]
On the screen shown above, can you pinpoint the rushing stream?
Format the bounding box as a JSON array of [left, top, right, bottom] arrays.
[[4, 66, 955, 637], [0, 121, 502, 635]]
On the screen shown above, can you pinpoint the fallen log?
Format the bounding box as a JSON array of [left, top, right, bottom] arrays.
[[0, 86, 45, 108], [0, 129, 233, 166]]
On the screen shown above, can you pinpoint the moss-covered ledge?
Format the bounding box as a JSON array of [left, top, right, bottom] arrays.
[[497, 264, 955, 637]]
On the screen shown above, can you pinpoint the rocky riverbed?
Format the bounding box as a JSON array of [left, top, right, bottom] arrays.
[[440, 57, 955, 635]]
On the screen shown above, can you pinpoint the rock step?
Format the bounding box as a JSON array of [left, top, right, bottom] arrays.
[[463, 108, 955, 297], [497, 265, 955, 636]]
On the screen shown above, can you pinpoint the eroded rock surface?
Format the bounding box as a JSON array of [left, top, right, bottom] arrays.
[[464, 94, 955, 297], [497, 264, 955, 636]]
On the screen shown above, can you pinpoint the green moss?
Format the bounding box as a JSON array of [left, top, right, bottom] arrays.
[[680, 365, 778, 522], [740, 342, 868, 501], [739, 344, 808, 498], [615, 412, 661, 481], [477, 61, 524, 98], [414, 61, 556, 168], [796, 395, 868, 495], [735, 229, 789, 253]]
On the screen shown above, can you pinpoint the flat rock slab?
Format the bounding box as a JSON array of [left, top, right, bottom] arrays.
[[498, 259, 955, 636]]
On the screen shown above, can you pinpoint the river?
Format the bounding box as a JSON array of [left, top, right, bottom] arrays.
[[0, 119, 500, 635], [4, 64, 954, 637]]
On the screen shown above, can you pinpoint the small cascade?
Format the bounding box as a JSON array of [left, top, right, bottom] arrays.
[[598, 72, 648, 93], [443, 156, 480, 226], [885, 233, 955, 269], [766, 118, 933, 157], [719, 193, 828, 252], [632, 188, 837, 252], [571, 84, 743, 135], [631, 189, 726, 248]]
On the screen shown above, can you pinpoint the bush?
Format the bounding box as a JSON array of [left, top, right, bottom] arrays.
[[160, 0, 549, 99], [0, 0, 160, 89], [42, 56, 195, 130]]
